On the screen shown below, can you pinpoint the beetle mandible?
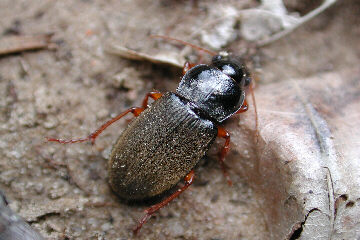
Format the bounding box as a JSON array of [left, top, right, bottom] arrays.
[[47, 39, 252, 234]]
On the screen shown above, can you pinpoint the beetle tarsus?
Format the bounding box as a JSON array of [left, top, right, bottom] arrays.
[[46, 136, 90, 144], [133, 214, 152, 235]]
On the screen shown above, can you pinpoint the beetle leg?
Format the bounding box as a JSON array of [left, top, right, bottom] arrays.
[[142, 91, 162, 108], [236, 99, 248, 114], [47, 92, 163, 145], [122, 91, 162, 124], [217, 127, 232, 186], [150, 35, 217, 56], [46, 107, 144, 145], [182, 61, 196, 75], [133, 170, 195, 235]]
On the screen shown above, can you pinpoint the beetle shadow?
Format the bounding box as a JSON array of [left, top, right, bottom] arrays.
[[110, 183, 183, 207]]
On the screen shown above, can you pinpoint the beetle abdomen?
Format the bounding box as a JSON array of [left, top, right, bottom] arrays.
[[108, 92, 217, 200]]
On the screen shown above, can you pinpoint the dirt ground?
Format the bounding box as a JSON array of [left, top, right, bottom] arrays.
[[0, 0, 360, 239]]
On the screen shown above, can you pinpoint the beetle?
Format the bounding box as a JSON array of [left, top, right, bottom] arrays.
[[47, 42, 252, 234]]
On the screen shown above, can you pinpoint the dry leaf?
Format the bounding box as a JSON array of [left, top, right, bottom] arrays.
[[105, 42, 185, 68], [225, 68, 360, 239]]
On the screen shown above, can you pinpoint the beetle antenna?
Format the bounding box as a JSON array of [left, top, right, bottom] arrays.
[[150, 35, 217, 56], [249, 81, 259, 143]]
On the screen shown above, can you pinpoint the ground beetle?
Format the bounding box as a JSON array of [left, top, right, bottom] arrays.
[[47, 41, 252, 234]]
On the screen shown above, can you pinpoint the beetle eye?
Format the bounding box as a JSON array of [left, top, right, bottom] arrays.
[[243, 75, 251, 87], [211, 55, 222, 62]]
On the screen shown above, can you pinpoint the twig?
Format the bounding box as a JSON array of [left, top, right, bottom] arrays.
[[256, 0, 337, 46], [0, 33, 54, 56]]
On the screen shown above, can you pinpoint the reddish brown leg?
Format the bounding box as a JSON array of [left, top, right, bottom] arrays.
[[182, 61, 196, 75], [236, 99, 249, 114], [46, 107, 144, 145], [217, 127, 232, 186], [133, 170, 195, 235], [142, 91, 162, 108], [47, 92, 162, 145]]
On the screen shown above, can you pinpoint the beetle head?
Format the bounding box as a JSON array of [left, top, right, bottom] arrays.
[[211, 52, 251, 88], [177, 65, 246, 123]]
